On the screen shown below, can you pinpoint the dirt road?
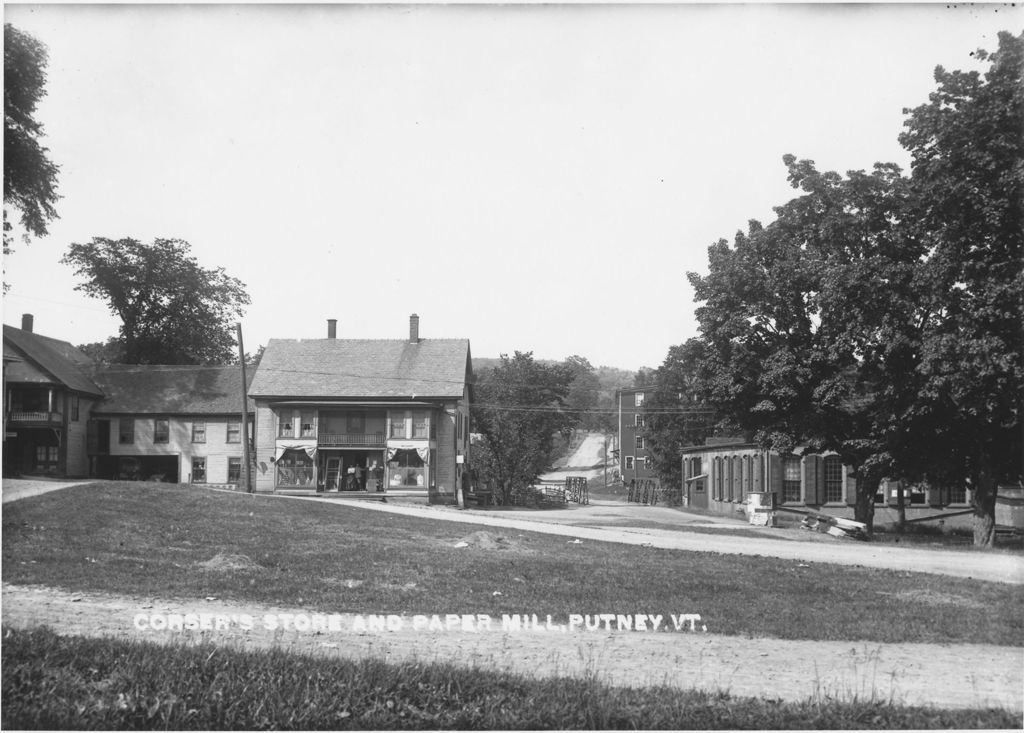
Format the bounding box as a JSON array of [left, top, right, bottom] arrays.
[[540, 432, 612, 483], [3, 583, 1020, 712]]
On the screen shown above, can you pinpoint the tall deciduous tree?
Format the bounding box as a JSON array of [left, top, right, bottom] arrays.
[[896, 31, 1023, 547], [62, 238, 251, 365], [4, 23, 60, 256], [472, 352, 576, 504], [562, 355, 602, 430], [686, 32, 1022, 543]]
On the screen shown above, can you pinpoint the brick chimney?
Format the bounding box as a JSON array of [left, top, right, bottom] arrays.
[[21, 313, 33, 333], [409, 313, 420, 344], [327, 319, 337, 339]]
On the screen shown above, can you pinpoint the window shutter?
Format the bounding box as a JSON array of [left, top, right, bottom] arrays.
[[768, 453, 783, 504], [844, 467, 857, 505], [754, 453, 764, 492], [803, 455, 823, 505]]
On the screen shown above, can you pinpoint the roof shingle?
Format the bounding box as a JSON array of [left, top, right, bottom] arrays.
[[3, 325, 104, 395], [91, 365, 255, 414]]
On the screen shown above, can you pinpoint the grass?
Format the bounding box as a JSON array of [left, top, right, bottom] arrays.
[[3, 482, 1023, 645], [3, 627, 1018, 730]]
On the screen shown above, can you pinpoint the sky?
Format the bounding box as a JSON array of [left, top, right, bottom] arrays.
[[3, 2, 1021, 371]]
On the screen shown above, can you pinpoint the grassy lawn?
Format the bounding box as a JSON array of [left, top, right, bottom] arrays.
[[3, 627, 1018, 730], [3, 482, 1022, 645]]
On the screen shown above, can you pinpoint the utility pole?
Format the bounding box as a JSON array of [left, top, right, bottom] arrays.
[[237, 323, 253, 493]]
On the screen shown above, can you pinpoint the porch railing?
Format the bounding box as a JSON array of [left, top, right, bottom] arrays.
[[318, 432, 386, 447], [7, 411, 61, 423]]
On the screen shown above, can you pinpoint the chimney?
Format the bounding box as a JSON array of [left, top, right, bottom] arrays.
[[327, 319, 337, 339], [409, 313, 420, 344], [21, 313, 34, 333]]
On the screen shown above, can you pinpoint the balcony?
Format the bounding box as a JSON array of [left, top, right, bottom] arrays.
[[318, 432, 386, 447], [7, 411, 62, 424]]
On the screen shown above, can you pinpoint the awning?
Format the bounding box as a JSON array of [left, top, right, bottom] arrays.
[[274, 439, 318, 461]]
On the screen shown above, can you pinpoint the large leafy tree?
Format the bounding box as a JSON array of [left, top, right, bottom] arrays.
[[472, 352, 577, 504], [4, 23, 60, 256], [686, 32, 1022, 543], [62, 238, 251, 365], [894, 31, 1023, 547], [562, 355, 603, 430]]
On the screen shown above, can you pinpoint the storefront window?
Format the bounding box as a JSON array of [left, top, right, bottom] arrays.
[[277, 449, 314, 487], [388, 448, 426, 488]]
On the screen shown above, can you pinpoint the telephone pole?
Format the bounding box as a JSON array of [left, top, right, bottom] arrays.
[[236, 323, 253, 493]]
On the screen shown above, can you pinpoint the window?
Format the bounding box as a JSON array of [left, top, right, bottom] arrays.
[[35, 445, 58, 471], [228, 457, 242, 484], [824, 456, 844, 503], [71, 394, 80, 421], [949, 485, 967, 504], [347, 413, 365, 433], [634, 414, 645, 428], [782, 456, 801, 503], [227, 422, 241, 443], [192, 421, 206, 443], [154, 418, 169, 444], [388, 448, 427, 488], [625, 456, 634, 470], [300, 411, 316, 438], [635, 436, 644, 450], [278, 411, 294, 438], [412, 411, 429, 439], [692, 457, 704, 493], [389, 411, 407, 439], [644, 456, 652, 469], [119, 418, 135, 445], [634, 392, 645, 407], [276, 449, 314, 487], [191, 457, 206, 483]]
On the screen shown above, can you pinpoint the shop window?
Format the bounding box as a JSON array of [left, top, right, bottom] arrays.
[[389, 448, 426, 488], [300, 411, 316, 438], [119, 418, 135, 445], [824, 456, 844, 502], [228, 457, 242, 484], [192, 421, 206, 443], [782, 456, 801, 503], [276, 449, 314, 487], [227, 422, 241, 443], [154, 418, 169, 444], [412, 411, 429, 439], [192, 457, 207, 483]]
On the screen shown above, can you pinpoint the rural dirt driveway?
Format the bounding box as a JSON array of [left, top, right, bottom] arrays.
[[3, 583, 1022, 713]]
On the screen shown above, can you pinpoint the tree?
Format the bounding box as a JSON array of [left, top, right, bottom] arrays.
[[642, 338, 718, 496], [895, 31, 1024, 547], [685, 32, 1023, 543], [62, 238, 251, 365], [471, 352, 577, 504], [4, 24, 60, 257], [77, 337, 127, 366], [562, 355, 601, 430]]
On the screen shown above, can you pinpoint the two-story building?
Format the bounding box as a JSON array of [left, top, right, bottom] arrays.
[[248, 315, 472, 502], [88, 365, 255, 485], [616, 386, 656, 485], [3, 315, 105, 477]]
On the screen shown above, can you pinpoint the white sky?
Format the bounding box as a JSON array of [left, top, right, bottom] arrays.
[[3, 3, 1020, 371]]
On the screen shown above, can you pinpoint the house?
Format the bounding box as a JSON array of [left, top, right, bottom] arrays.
[[3, 315, 105, 477], [680, 439, 975, 527], [88, 365, 255, 485], [616, 386, 656, 485], [248, 315, 472, 502]]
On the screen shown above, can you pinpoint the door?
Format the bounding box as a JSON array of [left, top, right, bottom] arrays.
[[324, 457, 342, 491]]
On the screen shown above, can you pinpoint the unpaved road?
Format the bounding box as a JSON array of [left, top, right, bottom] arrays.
[[2, 478, 95, 504], [282, 493, 1024, 585], [3, 583, 1021, 713], [540, 431, 612, 483]]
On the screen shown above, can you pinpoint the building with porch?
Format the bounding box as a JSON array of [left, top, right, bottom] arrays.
[[3, 315, 104, 477], [248, 315, 472, 502]]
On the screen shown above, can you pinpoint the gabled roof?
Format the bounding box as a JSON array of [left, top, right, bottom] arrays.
[[92, 365, 255, 414], [3, 325, 103, 396], [249, 338, 471, 400]]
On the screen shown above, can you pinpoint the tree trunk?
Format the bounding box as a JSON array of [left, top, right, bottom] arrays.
[[853, 470, 877, 535], [896, 482, 906, 534], [972, 446, 999, 548]]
